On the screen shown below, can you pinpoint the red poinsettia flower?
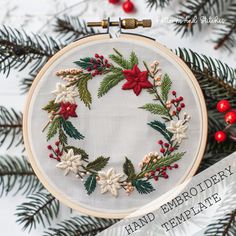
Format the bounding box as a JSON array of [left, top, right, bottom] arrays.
[[59, 102, 78, 120], [122, 65, 153, 96]]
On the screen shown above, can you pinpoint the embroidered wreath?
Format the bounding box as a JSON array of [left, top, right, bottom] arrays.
[[42, 48, 191, 197]]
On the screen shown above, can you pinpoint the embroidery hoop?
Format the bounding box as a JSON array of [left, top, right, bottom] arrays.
[[23, 20, 208, 218]]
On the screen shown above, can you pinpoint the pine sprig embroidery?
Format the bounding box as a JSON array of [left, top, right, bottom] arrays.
[[76, 74, 92, 109], [140, 103, 170, 117], [61, 119, 84, 140], [47, 118, 61, 141], [161, 74, 172, 102], [97, 68, 124, 97], [109, 48, 131, 69]]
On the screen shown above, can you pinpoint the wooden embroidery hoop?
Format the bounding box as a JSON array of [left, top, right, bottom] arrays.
[[23, 20, 208, 219]]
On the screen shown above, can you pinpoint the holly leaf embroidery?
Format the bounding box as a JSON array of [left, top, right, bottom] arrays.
[[47, 117, 60, 141], [132, 180, 155, 194], [97, 68, 124, 97], [84, 174, 97, 195], [60, 118, 85, 140], [64, 146, 88, 160], [123, 157, 136, 180], [148, 120, 173, 143], [77, 74, 92, 109], [161, 74, 172, 102], [140, 103, 170, 117], [86, 156, 110, 171]]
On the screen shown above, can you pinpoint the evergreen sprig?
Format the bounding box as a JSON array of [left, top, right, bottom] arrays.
[[16, 190, 60, 232], [213, 2, 236, 51], [0, 26, 63, 76], [173, 0, 227, 37], [204, 209, 236, 235], [44, 216, 118, 236], [0, 106, 23, 149], [146, 0, 171, 10], [54, 15, 97, 43], [0, 155, 42, 196], [19, 72, 37, 94]]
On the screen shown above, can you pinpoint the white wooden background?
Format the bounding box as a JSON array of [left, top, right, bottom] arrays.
[[0, 0, 235, 235]]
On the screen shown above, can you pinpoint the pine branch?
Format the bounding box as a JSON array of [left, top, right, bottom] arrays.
[[213, 2, 236, 51], [146, 0, 171, 10], [19, 71, 37, 94], [16, 190, 60, 232], [173, 0, 227, 36], [0, 155, 42, 196], [44, 216, 118, 236], [0, 26, 63, 76], [54, 15, 97, 43], [204, 209, 236, 235], [175, 48, 236, 107], [0, 106, 23, 149]]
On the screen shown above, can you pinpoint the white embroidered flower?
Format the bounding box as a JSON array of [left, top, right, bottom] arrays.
[[97, 168, 123, 197], [56, 149, 83, 176], [52, 83, 78, 103], [167, 120, 189, 144]]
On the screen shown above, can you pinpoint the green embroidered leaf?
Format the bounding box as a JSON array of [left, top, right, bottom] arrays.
[[47, 118, 60, 141], [140, 103, 170, 117], [59, 128, 68, 146], [60, 118, 85, 140], [109, 48, 130, 69], [64, 146, 88, 160], [161, 74, 172, 102], [84, 174, 97, 195], [148, 120, 173, 142], [129, 51, 138, 68], [86, 156, 110, 171], [132, 180, 155, 194], [123, 157, 136, 180], [43, 100, 60, 113], [77, 75, 92, 109], [74, 57, 94, 70], [97, 69, 124, 97]]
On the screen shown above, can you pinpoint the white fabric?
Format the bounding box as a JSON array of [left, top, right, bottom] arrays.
[[27, 38, 203, 214]]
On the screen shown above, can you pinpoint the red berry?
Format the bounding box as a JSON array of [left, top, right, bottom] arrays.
[[179, 96, 183, 101], [107, 64, 111, 68], [122, 0, 134, 13], [171, 99, 175, 103], [55, 141, 60, 146], [87, 67, 91, 71], [177, 107, 181, 112], [180, 103, 185, 108], [217, 100, 231, 113], [49, 154, 53, 158], [164, 143, 169, 148], [164, 175, 169, 179], [156, 167, 160, 172], [158, 140, 163, 145], [168, 166, 172, 170], [169, 147, 175, 152], [47, 145, 52, 150], [56, 157, 61, 162], [160, 148, 165, 153], [174, 164, 179, 168], [150, 171, 155, 176], [109, 0, 120, 3], [215, 131, 227, 143], [172, 111, 176, 116], [225, 111, 236, 124], [161, 171, 166, 176], [172, 91, 176, 96], [162, 166, 167, 171], [55, 149, 60, 154], [154, 176, 158, 181], [95, 54, 99, 58]]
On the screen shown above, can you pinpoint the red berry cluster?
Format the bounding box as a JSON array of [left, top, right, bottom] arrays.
[[215, 100, 236, 143], [47, 141, 63, 161], [108, 0, 135, 13], [147, 164, 179, 181], [170, 91, 185, 118], [86, 54, 111, 77], [157, 140, 175, 156]]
